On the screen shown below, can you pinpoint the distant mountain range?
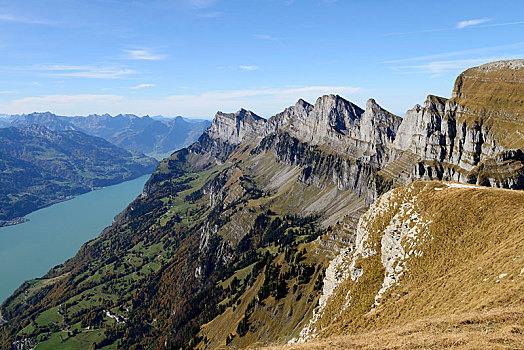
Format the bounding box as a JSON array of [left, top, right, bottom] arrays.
[[0, 125, 157, 226], [3, 113, 211, 159]]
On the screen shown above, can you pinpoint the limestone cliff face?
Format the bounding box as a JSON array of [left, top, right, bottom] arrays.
[[266, 95, 401, 166], [197, 59, 523, 202], [205, 108, 266, 145], [389, 60, 524, 189], [188, 108, 266, 164]]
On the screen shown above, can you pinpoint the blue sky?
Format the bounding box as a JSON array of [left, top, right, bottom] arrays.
[[0, 0, 522, 118]]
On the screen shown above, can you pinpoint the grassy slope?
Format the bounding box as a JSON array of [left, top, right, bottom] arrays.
[[264, 181, 524, 349], [262, 307, 523, 350]]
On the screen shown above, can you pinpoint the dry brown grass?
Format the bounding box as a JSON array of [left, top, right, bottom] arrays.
[[260, 306, 524, 349], [263, 182, 524, 349]]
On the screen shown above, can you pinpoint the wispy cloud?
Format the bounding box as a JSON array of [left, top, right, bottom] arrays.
[[385, 20, 523, 36], [175, 86, 362, 100], [130, 83, 155, 89], [384, 42, 524, 64], [1, 94, 123, 114], [456, 18, 491, 29], [481, 21, 524, 28], [394, 58, 493, 72], [254, 34, 283, 44], [0, 13, 53, 25], [0, 90, 17, 94], [123, 49, 167, 61], [239, 65, 259, 71], [384, 41, 524, 77], [31, 65, 136, 79], [0, 86, 363, 117], [391, 57, 522, 78]]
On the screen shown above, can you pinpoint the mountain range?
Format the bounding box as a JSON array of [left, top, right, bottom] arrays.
[[0, 125, 157, 226], [3, 113, 211, 159], [1, 60, 523, 349]]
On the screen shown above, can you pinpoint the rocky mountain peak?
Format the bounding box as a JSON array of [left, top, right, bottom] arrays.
[[365, 98, 379, 109], [423, 95, 448, 114], [360, 98, 401, 147], [314, 94, 364, 124], [26, 111, 56, 118], [294, 98, 314, 114], [11, 112, 78, 131], [471, 59, 524, 72], [214, 108, 264, 124], [365, 98, 396, 117], [295, 98, 311, 107], [205, 108, 266, 145]]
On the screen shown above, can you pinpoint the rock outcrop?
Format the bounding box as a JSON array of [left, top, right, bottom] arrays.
[[265, 95, 401, 165], [387, 60, 524, 188], [205, 108, 266, 145], [196, 59, 524, 203]]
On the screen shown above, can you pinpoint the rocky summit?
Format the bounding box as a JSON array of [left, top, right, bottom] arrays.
[[1, 60, 523, 349]]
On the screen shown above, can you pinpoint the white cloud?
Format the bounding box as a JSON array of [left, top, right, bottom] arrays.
[[55, 69, 135, 79], [385, 41, 524, 77], [0, 13, 53, 25], [254, 34, 283, 44], [456, 18, 491, 29], [239, 65, 259, 71], [123, 49, 167, 61], [1, 94, 123, 114], [0, 86, 363, 117], [384, 41, 524, 64], [130, 83, 155, 89], [36, 65, 89, 71], [0, 90, 17, 94], [484, 21, 524, 28], [176, 86, 362, 100], [385, 19, 523, 36], [32, 65, 136, 79], [391, 57, 523, 77]]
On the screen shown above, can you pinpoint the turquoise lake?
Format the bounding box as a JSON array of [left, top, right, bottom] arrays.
[[0, 174, 151, 304]]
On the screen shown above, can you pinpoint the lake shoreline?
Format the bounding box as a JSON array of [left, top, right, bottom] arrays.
[[0, 217, 29, 228], [0, 174, 151, 304], [0, 173, 152, 228]]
